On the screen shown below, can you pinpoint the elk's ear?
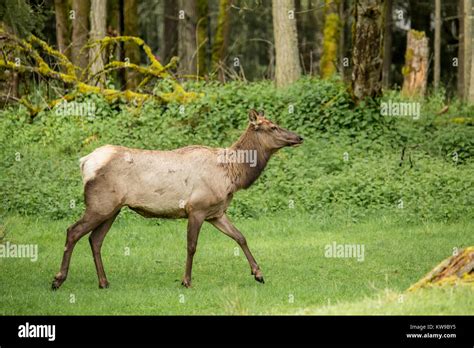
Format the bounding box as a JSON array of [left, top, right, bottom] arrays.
[[259, 110, 265, 117], [248, 109, 259, 125]]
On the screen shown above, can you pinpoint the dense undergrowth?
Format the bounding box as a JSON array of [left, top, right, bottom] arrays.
[[1, 77, 473, 222]]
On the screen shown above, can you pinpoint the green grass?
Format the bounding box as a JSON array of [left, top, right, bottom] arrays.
[[299, 286, 474, 315], [0, 213, 473, 315]]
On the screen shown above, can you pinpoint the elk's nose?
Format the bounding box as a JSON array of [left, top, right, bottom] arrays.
[[298, 136, 304, 142]]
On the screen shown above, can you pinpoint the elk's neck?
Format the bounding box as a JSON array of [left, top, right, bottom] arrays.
[[226, 126, 274, 192]]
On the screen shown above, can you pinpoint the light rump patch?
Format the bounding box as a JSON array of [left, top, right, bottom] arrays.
[[79, 145, 117, 183]]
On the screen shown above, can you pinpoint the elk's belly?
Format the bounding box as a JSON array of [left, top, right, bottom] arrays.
[[124, 172, 194, 219]]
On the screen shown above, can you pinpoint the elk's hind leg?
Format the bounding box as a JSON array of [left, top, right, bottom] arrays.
[[52, 176, 123, 290], [52, 210, 106, 290], [89, 211, 120, 289]]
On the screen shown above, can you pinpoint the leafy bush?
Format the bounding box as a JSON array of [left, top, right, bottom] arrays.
[[0, 77, 473, 223]]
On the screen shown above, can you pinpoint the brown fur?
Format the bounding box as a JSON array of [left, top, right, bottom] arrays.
[[52, 109, 303, 289]]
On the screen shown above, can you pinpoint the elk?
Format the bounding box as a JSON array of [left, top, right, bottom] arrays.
[[52, 109, 303, 289]]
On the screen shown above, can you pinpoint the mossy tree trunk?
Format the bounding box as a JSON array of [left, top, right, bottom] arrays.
[[123, 0, 140, 89], [89, 0, 107, 87], [197, 0, 209, 76], [71, 0, 90, 73], [272, 0, 301, 88], [382, 0, 393, 89], [338, 0, 346, 79], [212, 0, 232, 82], [178, 0, 198, 76], [163, 0, 178, 64], [402, 30, 429, 96], [54, 0, 70, 58], [351, 0, 384, 101], [320, 0, 340, 79]]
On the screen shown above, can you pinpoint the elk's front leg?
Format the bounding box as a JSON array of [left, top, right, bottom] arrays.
[[182, 213, 205, 288], [208, 214, 264, 283]]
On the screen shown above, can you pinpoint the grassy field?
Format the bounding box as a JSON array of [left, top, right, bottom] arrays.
[[0, 213, 473, 315]]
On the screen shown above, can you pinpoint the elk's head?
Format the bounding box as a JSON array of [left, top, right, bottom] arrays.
[[248, 109, 303, 150]]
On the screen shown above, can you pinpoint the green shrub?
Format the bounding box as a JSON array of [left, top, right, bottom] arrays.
[[0, 78, 473, 223]]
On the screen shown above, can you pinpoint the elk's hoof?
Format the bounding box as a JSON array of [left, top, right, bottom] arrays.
[[252, 269, 264, 284], [51, 279, 62, 291], [181, 279, 192, 288], [99, 281, 110, 289]]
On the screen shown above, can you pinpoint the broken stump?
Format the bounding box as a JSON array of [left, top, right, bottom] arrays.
[[408, 247, 474, 291]]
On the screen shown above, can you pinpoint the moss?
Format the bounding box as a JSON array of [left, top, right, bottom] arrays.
[[405, 48, 414, 63], [29, 35, 76, 76], [401, 30, 428, 96], [320, 1, 341, 79], [1, 30, 201, 115], [411, 29, 426, 40], [408, 247, 474, 292], [451, 117, 474, 125], [212, 0, 231, 70]]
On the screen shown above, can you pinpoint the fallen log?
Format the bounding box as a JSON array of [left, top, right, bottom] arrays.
[[408, 247, 474, 291]]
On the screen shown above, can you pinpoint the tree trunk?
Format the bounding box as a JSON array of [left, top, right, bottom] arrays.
[[433, 0, 441, 89], [462, 0, 471, 100], [10, 72, 19, 98], [409, 0, 430, 32], [458, 0, 464, 98], [338, 0, 346, 78], [71, 0, 90, 73], [197, 0, 209, 76], [457, 0, 471, 100], [351, 0, 384, 101], [469, 0, 474, 102], [123, 0, 140, 89], [89, 0, 107, 87], [295, 0, 304, 72], [54, 0, 70, 58], [382, 0, 393, 89], [178, 0, 198, 76], [402, 30, 429, 96], [311, 2, 324, 76], [320, 0, 340, 78], [107, 0, 121, 36], [272, 0, 301, 88], [163, 0, 178, 64], [107, 0, 124, 87], [212, 0, 232, 82]]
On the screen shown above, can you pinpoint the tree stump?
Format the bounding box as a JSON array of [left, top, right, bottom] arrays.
[[402, 30, 429, 97], [351, 0, 384, 101], [408, 247, 474, 291]]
